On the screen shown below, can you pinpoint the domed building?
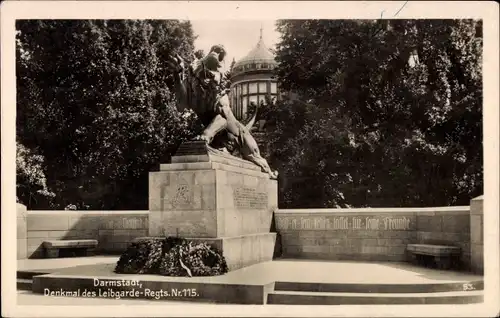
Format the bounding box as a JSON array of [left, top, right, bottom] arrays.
[[229, 29, 279, 120]]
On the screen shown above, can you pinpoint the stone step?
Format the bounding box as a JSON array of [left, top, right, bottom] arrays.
[[17, 270, 50, 291], [160, 160, 262, 173], [171, 152, 261, 172], [17, 270, 50, 280], [169, 140, 263, 172], [274, 280, 484, 294], [267, 290, 484, 305], [158, 161, 268, 177], [33, 274, 272, 304], [17, 278, 33, 291], [173, 141, 208, 156]]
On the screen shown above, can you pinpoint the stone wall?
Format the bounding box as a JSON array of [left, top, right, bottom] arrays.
[[415, 207, 471, 269], [17, 196, 483, 271], [275, 206, 472, 268], [25, 210, 148, 258], [17, 204, 27, 259], [470, 196, 484, 274]]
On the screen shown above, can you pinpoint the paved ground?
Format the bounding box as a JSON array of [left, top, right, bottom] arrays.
[[18, 255, 118, 271], [16, 256, 485, 307], [17, 290, 186, 305], [19, 256, 482, 285]]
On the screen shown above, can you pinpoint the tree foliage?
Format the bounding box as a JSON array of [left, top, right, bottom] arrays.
[[245, 94, 275, 123], [16, 20, 200, 209], [269, 19, 482, 208], [16, 142, 55, 205]]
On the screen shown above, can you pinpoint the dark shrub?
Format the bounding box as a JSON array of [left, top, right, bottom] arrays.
[[158, 241, 228, 276], [114, 240, 158, 274], [115, 237, 228, 277]]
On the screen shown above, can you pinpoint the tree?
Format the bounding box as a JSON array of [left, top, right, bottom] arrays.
[[194, 49, 205, 59], [270, 19, 482, 208], [16, 142, 55, 206], [245, 94, 275, 123], [16, 20, 200, 209]]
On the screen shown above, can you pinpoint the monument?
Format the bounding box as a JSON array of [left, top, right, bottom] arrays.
[[148, 45, 278, 271]]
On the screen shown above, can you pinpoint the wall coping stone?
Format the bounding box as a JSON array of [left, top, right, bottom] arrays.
[[276, 206, 470, 214], [471, 195, 484, 201], [17, 203, 27, 217], [27, 210, 149, 215]]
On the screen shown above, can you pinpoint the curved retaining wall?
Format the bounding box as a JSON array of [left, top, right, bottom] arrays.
[[17, 196, 483, 274], [25, 210, 148, 258], [274, 206, 471, 268]]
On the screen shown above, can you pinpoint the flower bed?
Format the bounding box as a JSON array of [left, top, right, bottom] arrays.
[[114, 237, 228, 276]]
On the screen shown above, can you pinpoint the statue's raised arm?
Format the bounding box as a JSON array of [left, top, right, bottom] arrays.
[[167, 45, 226, 120], [166, 53, 194, 113]]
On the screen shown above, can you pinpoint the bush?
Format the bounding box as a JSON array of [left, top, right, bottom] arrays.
[[114, 239, 161, 274], [159, 241, 228, 277], [114, 237, 228, 277]]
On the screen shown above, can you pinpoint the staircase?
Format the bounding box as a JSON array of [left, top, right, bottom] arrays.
[[267, 281, 484, 305], [17, 265, 484, 305]]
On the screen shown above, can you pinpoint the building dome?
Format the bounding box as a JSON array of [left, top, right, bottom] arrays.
[[231, 37, 278, 76], [229, 29, 279, 121]]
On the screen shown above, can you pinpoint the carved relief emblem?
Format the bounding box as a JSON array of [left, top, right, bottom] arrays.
[[172, 184, 191, 208]]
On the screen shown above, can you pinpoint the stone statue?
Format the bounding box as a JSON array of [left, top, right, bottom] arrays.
[[167, 45, 278, 179]]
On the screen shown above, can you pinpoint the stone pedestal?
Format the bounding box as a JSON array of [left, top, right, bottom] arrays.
[[149, 141, 277, 271]]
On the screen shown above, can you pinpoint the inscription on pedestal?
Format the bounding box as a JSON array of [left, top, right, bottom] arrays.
[[277, 216, 412, 231], [233, 186, 268, 209], [106, 217, 147, 230]]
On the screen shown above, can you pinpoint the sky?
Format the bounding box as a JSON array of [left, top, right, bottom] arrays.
[[190, 20, 281, 72]]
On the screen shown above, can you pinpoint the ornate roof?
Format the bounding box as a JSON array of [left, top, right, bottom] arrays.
[[232, 29, 277, 75]]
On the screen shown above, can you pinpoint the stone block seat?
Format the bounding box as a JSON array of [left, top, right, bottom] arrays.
[[407, 244, 461, 270], [43, 239, 98, 258]]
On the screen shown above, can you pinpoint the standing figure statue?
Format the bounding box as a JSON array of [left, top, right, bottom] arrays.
[[167, 45, 278, 179]]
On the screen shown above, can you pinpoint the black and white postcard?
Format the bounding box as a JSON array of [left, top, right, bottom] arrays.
[[1, 1, 499, 317]]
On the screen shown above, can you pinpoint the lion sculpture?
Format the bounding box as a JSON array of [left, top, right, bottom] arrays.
[[168, 45, 278, 179]]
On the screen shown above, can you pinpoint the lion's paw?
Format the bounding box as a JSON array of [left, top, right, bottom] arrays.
[[269, 170, 279, 179]]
